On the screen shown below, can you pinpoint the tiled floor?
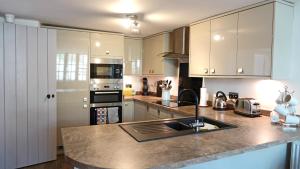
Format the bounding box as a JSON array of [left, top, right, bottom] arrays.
[[21, 155, 67, 169]]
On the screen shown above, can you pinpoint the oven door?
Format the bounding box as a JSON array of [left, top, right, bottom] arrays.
[[90, 63, 123, 79], [90, 104, 122, 125], [90, 90, 122, 104]]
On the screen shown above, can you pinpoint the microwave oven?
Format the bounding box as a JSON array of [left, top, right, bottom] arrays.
[[90, 58, 123, 79]]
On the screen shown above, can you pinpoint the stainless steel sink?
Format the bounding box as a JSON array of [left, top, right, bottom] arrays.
[[120, 117, 237, 142]]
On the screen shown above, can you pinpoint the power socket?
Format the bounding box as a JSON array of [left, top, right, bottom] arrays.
[[229, 92, 239, 99]]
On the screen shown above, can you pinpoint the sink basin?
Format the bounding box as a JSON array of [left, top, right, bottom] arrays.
[[164, 121, 191, 131], [120, 117, 237, 142]]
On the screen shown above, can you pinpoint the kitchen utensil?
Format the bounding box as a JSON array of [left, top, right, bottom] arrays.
[[234, 98, 261, 117], [213, 91, 228, 111]]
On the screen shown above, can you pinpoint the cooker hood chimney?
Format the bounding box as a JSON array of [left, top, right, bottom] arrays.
[[162, 26, 189, 59]]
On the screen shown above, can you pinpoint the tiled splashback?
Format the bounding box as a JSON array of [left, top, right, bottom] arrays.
[[123, 75, 178, 96]]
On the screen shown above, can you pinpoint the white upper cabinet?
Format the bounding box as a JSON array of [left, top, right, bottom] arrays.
[[237, 4, 273, 76], [143, 33, 177, 76], [90, 32, 124, 58], [124, 37, 143, 75], [189, 1, 294, 79], [210, 13, 238, 76], [189, 21, 211, 76]]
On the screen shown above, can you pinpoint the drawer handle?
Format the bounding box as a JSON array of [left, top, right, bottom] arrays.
[[210, 68, 215, 74], [105, 51, 110, 55], [203, 68, 208, 74]]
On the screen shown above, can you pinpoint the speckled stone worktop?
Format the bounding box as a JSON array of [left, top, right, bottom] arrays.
[[61, 96, 300, 169]]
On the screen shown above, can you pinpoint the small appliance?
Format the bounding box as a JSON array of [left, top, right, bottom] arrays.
[[156, 80, 163, 97], [142, 77, 149, 96], [234, 98, 261, 117], [90, 58, 123, 79], [213, 91, 228, 111]]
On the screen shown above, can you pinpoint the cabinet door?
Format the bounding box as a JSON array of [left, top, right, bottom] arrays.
[[147, 106, 159, 120], [124, 38, 143, 75], [237, 4, 273, 76], [189, 21, 211, 76], [56, 30, 90, 147], [123, 101, 134, 122], [47, 29, 57, 161], [142, 37, 152, 74], [0, 23, 4, 169], [210, 14, 238, 76], [159, 109, 172, 119], [90, 32, 124, 58], [142, 33, 170, 75], [134, 101, 147, 121]]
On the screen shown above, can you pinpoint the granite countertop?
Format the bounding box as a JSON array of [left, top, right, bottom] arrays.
[[62, 96, 300, 169]]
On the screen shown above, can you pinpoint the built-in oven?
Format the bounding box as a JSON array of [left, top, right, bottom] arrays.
[[90, 80, 123, 125], [90, 58, 123, 79]]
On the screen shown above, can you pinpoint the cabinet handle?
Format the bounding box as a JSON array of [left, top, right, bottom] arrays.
[[105, 50, 110, 55], [210, 68, 215, 74], [203, 68, 208, 74], [237, 68, 243, 74], [152, 70, 154, 73], [51, 94, 55, 98], [46, 94, 51, 99]]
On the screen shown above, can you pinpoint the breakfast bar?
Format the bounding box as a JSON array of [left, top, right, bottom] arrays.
[[61, 96, 300, 169]]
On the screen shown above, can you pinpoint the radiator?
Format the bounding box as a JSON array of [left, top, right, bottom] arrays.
[[291, 141, 300, 169]]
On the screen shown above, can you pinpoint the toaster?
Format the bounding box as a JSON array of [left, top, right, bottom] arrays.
[[234, 98, 261, 117]]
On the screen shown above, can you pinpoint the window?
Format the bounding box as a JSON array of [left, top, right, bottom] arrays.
[[56, 53, 88, 81]]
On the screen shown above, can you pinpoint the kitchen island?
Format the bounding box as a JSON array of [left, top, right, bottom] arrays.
[[61, 96, 300, 169]]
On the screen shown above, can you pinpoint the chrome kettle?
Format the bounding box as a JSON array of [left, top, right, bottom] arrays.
[[213, 91, 228, 110]]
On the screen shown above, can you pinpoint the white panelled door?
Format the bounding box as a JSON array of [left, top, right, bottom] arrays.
[[0, 23, 57, 168]]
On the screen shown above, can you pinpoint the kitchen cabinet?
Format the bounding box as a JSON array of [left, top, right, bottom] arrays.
[[236, 4, 273, 76], [90, 32, 124, 58], [56, 30, 90, 146], [123, 100, 134, 122], [147, 106, 159, 120], [142, 32, 177, 76], [134, 101, 147, 121], [124, 37, 143, 75], [189, 2, 293, 79], [159, 109, 173, 119], [0, 23, 57, 168], [189, 21, 211, 76], [210, 13, 238, 76]]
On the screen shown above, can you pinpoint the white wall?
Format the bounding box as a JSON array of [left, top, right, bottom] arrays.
[[123, 75, 178, 96]]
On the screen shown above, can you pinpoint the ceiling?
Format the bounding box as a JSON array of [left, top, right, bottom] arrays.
[[0, 0, 266, 37]]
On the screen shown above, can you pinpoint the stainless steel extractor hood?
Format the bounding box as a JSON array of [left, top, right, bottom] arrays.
[[162, 26, 189, 59]]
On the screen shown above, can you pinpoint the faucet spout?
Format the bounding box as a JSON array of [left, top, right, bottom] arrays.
[[178, 89, 204, 132]]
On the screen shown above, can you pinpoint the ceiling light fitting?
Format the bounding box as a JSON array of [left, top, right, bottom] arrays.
[[124, 14, 140, 34]]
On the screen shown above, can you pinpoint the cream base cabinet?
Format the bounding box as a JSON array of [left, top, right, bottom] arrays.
[[236, 4, 273, 76], [134, 101, 147, 121], [210, 13, 238, 76], [90, 32, 124, 58], [189, 21, 211, 76], [56, 30, 90, 147], [143, 33, 177, 76], [0, 23, 57, 168], [123, 101, 134, 122], [124, 37, 143, 75]]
